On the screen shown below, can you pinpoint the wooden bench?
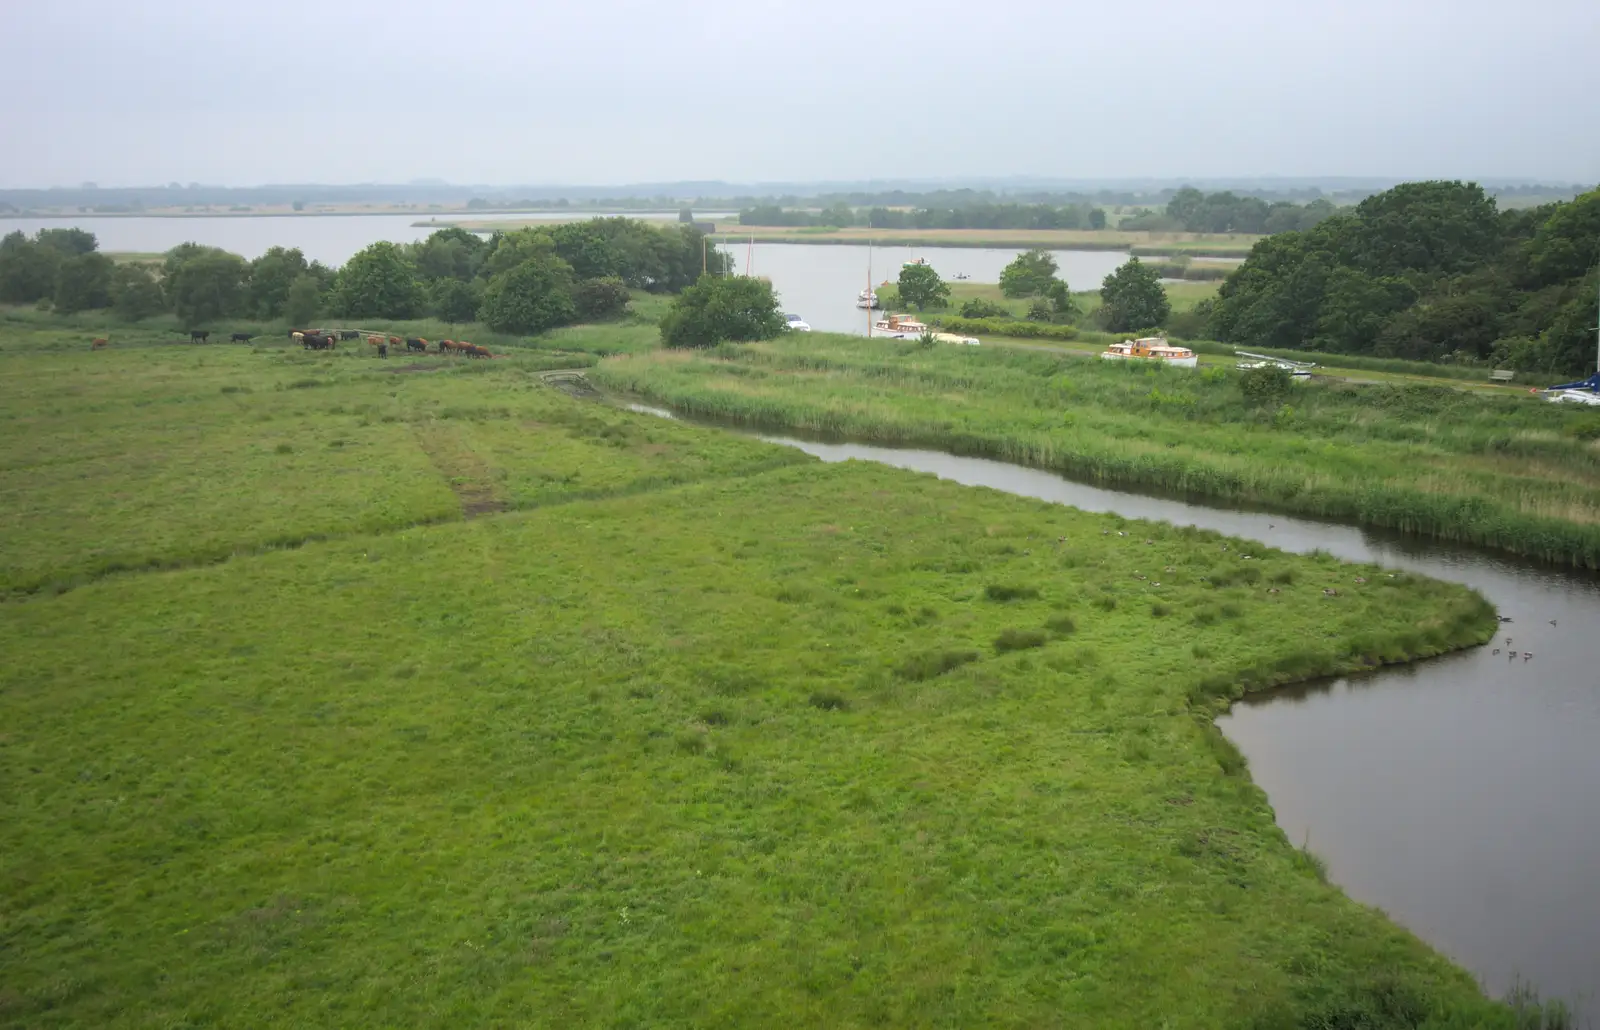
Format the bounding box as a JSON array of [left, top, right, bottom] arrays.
[[1489, 369, 1516, 383]]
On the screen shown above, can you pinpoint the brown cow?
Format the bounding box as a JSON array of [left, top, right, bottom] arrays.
[[90, 337, 109, 350], [438, 339, 458, 354], [367, 335, 384, 348], [387, 335, 402, 346], [465, 344, 491, 358]]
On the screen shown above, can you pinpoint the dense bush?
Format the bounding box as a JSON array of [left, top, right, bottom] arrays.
[[480, 254, 577, 335], [660, 275, 785, 349], [959, 298, 1010, 318]]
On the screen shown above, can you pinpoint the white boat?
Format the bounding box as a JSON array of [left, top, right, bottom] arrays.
[[784, 313, 811, 332], [1236, 350, 1314, 381], [1101, 336, 1198, 368], [857, 289, 882, 309]]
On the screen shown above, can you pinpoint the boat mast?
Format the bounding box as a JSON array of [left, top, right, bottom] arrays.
[[867, 221, 874, 338]]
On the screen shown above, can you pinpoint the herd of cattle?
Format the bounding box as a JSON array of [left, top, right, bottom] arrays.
[[290, 329, 492, 358], [88, 329, 493, 358]]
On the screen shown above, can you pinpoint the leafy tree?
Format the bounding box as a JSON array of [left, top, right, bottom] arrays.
[[1046, 279, 1079, 320], [479, 254, 576, 334], [53, 253, 114, 313], [897, 262, 950, 310], [1088, 207, 1107, 230], [574, 277, 631, 321], [659, 275, 784, 349], [1026, 298, 1054, 322], [35, 227, 98, 257], [431, 277, 480, 325], [167, 250, 248, 325], [679, 207, 694, 223], [1311, 268, 1416, 353], [411, 228, 485, 282], [0, 231, 60, 303], [1100, 258, 1170, 332], [284, 274, 323, 327], [110, 264, 167, 320], [1348, 181, 1500, 278], [246, 246, 309, 318], [335, 242, 424, 319], [999, 249, 1059, 298], [163, 242, 216, 281]]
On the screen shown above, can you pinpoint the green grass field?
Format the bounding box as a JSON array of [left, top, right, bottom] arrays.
[[0, 325, 1543, 1027], [592, 334, 1600, 568]]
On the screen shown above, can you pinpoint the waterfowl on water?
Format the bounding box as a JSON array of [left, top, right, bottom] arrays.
[[1550, 619, 1558, 627], [1493, 648, 1501, 655], [1499, 616, 1514, 623], [1523, 652, 1534, 660]]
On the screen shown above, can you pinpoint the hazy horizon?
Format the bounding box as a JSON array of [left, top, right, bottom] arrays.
[[2, 0, 1597, 188]]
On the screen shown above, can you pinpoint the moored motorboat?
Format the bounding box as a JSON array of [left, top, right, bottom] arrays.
[[872, 313, 930, 338], [857, 289, 882, 309], [1101, 336, 1198, 368]]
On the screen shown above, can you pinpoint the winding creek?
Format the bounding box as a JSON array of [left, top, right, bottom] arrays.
[[625, 403, 1600, 1007]]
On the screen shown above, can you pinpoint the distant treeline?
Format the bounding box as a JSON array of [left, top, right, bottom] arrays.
[[1209, 182, 1600, 375], [0, 218, 724, 335], [1119, 188, 1338, 234], [4, 181, 1588, 216], [738, 203, 1108, 231]]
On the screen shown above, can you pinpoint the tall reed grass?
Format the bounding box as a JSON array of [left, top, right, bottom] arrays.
[[592, 336, 1600, 567]]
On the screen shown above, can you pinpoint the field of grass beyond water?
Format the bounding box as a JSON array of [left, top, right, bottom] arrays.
[[0, 326, 1543, 1027], [592, 334, 1600, 569]]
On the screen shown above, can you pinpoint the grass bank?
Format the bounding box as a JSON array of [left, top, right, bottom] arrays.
[[591, 335, 1600, 568], [0, 326, 1549, 1025]]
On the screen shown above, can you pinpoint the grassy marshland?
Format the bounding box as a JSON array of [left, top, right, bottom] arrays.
[[0, 326, 1546, 1027]]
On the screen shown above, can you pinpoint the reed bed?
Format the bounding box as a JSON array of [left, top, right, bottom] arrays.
[[592, 335, 1600, 567]]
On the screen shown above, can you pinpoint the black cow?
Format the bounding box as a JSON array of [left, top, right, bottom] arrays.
[[189, 330, 210, 343], [405, 338, 426, 352], [339, 330, 360, 341], [301, 333, 334, 351], [230, 333, 253, 343]]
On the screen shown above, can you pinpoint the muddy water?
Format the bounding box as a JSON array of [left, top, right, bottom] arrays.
[[630, 407, 1600, 1004]]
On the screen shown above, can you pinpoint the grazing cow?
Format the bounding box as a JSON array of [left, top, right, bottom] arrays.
[[437, 339, 456, 353], [90, 337, 109, 350], [387, 335, 402, 347], [406, 338, 426, 352], [189, 330, 210, 343], [300, 332, 334, 350], [466, 344, 491, 358], [367, 335, 384, 347], [339, 330, 360, 341], [230, 332, 253, 343], [292, 331, 305, 346]]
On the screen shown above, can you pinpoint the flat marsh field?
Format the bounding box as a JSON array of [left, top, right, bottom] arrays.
[[0, 326, 1526, 1027], [428, 223, 1263, 257]]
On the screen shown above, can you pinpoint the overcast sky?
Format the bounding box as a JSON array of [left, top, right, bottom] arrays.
[[2, 0, 1597, 188]]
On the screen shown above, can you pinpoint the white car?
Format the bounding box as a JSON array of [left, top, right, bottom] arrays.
[[784, 313, 812, 332]]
